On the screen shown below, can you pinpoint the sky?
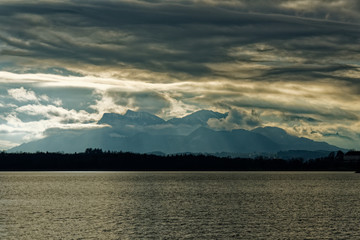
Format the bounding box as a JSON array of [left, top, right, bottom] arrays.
[[0, 0, 359, 150]]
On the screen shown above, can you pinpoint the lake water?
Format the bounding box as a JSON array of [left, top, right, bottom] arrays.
[[1, 172, 360, 239]]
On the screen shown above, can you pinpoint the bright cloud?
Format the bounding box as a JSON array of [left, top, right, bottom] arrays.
[[8, 87, 38, 102]]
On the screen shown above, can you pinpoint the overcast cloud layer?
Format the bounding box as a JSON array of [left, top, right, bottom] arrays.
[[0, 0, 359, 150]]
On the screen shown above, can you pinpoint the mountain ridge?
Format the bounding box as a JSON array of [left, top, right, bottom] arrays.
[[9, 110, 343, 156], [98, 110, 166, 126], [167, 110, 228, 126]]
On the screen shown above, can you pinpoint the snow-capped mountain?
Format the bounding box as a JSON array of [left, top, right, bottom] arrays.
[[98, 110, 166, 126], [167, 110, 227, 126]]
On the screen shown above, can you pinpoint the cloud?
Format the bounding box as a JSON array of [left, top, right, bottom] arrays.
[[15, 104, 91, 122], [0, 0, 358, 83], [281, 114, 320, 123], [8, 87, 38, 102], [208, 109, 261, 130], [0, 139, 19, 150], [0, 86, 104, 146], [105, 90, 171, 115]]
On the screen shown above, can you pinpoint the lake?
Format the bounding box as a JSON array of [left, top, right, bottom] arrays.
[[1, 171, 360, 239]]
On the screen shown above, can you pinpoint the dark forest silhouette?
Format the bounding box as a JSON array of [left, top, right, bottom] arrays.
[[0, 149, 359, 171]]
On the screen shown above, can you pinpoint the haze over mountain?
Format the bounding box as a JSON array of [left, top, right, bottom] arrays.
[[10, 110, 342, 156]]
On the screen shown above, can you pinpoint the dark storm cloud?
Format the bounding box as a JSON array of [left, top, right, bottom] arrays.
[[259, 64, 359, 83], [282, 114, 320, 123], [320, 131, 354, 141], [0, 0, 359, 81], [217, 99, 359, 121]]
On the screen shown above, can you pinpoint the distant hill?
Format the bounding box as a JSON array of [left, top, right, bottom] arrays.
[[9, 110, 343, 156], [252, 126, 338, 151]]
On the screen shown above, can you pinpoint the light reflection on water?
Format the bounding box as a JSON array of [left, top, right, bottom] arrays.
[[1, 171, 360, 239]]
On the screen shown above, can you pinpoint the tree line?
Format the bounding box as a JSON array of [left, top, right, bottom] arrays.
[[0, 149, 358, 171]]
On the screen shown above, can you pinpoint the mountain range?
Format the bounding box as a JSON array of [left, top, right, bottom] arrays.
[[9, 110, 343, 157]]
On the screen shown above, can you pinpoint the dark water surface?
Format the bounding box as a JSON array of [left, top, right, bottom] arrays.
[[1, 171, 360, 239]]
